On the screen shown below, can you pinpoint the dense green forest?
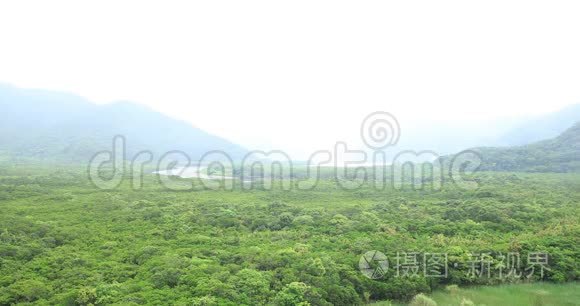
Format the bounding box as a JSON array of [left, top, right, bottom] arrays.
[[0, 161, 578, 305]]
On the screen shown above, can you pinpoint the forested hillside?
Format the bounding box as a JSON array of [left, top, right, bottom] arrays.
[[448, 122, 580, 173], [498, 104, 580, 146], [0, 84, 246, 161]]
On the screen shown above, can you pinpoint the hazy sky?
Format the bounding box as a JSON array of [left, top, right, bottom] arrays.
[[1, 1, 580, 157]]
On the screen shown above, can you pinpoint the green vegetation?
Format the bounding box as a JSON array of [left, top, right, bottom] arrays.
[[429, 282, 580, 306], [0, 84, 246, 161], [0, 161, 578, 305], [459, 122, 580, 173], [372, 282, 580, 306]]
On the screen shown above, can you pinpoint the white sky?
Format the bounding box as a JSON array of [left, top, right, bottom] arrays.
[[1, 1, 580, 158]]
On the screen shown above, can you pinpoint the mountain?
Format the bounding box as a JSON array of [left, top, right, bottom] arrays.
[[0, 84, 247, 162], [383, 104, 580, 160], [451, 122, 580, 173], [497, 104, 580, 146]]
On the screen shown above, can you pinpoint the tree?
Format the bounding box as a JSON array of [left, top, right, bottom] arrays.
[[272, 282, 314, 306], [232, 269, 272, 304]]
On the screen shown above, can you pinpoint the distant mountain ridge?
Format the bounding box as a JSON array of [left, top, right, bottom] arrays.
[[370, 103, 580, 161], [0, 84, 247, 162], [451, 121, 580, 173], [497, 104, 580, 146]]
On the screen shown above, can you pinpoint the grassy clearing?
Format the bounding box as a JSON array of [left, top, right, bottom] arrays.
[[371, 282, 580, 306]]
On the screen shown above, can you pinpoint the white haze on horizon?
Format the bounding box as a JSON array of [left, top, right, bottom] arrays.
[[1, 1, 580, 158]]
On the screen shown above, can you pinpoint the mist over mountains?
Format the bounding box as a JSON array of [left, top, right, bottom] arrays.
[[1, 83, 579, 168], [0, 84, 246, 162], [439, 121, 580, 173], [384, 104, 580, 158], [496, 103, 580, 146], [476, 121, 580, 172]]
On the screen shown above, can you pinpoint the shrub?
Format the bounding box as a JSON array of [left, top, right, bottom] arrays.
[[460, 298, 475, 306], [409, 293, 437, 306], [445, 284, 460, 294]]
